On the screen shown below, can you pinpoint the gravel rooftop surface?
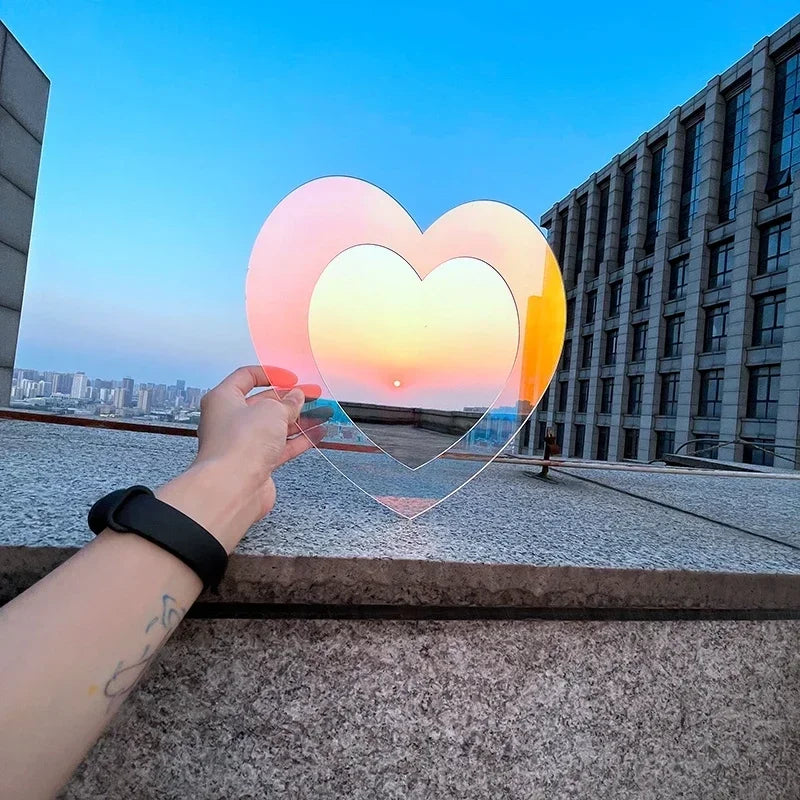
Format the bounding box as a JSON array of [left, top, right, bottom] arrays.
[[2, 419, 800, 574]]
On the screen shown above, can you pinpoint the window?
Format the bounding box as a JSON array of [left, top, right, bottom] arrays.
[[678, 118, 704, 238], [554, 422, 565, 448], [659, 373, 679, 417], [747, 365, 780, 420], [572, 424, 585, 458], [618, 161, 636, 265], [703, 303, 729, 352], [566, 297, 576, 329], [604, 329, 618, 365], [698, 369, 724, 418], [655, 430, 676, 460], [664, 314, 684, 358], [767, 52, 800, 199], [635, 270, 652, 310], [520, 419, 531, 449], [644, 143, 667, 253], [668, 257, 687, 300], [608, 281, 623, 317], [752, 291, 785, 346], [556, 207, 569, 266], [708, 240, 734, 288], [758, 219, 791, 274], [600, 378, 615, 414], [631, 322, 648, 361], [594, 181, 610, 275], [561, 340, 572, 371], [719, 86, 750, 220], [574, 196, 588, 281], [596, 426, 610, 461], [577, 380, 590, 413], [743, 438, 776, 467], [623, 428, 639, 459], [627, 375, 644, 415], [581, 335, 594, 369], [557, 381, 569, 412], [584, 290, 597, 324], [540, 388, 550, 412], [693, 436, 719, 459], [536, 421, 547, 450]]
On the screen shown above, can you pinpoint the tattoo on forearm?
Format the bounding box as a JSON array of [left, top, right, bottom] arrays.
[[102, 594, 186, 711]]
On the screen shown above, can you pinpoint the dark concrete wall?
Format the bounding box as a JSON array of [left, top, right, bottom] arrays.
[[0, 24, 49, 405]]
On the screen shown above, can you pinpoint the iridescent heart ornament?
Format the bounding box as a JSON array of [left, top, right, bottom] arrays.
[[246, 177, 565, 518]]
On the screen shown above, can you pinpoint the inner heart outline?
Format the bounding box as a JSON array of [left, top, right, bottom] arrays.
[[307, 243, 521, 472]]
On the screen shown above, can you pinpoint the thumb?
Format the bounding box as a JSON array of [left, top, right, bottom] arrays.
[[281, 388, 306, 423]]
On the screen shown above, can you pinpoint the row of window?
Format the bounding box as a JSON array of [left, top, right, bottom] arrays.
[[560, 287, 783, 373], [546, 362, 782, 422], [534, 420, 778, 465], [564, 217, 790, 336], [552, 47, 799, 278], [567, 220, 790, 343]]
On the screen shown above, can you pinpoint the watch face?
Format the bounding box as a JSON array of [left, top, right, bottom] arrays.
[[247, 177, 566, 518]]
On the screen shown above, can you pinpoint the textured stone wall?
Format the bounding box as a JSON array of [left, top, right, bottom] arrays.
[[62, 617, 800, 799]]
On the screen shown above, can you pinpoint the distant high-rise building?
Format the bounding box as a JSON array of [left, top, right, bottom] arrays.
[[0, 24, 50, 405], [53, 373, 73, 395], [113, 387, 126, 409], [19, 378, 37, 398], [176, 379, 186, 393], [137, 387, 152, 413], [70, 372, 88, 400], [185, 387, 202, 409], [121, 377, 134, 407], [153, 384, 167, 407]]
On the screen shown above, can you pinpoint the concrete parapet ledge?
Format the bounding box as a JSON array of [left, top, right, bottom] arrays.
[[3, 418, 800, 619], [2, 546, 800, 615]]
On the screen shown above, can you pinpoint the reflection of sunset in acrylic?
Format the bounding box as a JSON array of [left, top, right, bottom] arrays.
[[246, 176, 566, 517]]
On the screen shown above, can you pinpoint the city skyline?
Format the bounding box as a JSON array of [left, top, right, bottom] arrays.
[[12, 365, 204, 391], [11, 365, 207, 417], [2, 2, 799, 387]]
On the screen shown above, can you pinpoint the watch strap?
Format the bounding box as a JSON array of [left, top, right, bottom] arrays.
[[88, 485, 228, 591]]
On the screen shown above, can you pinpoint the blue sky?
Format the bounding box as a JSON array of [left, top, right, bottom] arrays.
[[5, 0, 798, 387]]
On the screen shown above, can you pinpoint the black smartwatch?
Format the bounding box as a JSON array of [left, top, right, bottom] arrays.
[[88, 485, 228, 591]]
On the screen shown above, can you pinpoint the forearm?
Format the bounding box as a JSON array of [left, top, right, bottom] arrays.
[[0, 473, 224, 800], [0, 366, 311, 799]]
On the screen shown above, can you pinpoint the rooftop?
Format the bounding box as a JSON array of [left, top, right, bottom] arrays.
[[2, 418, 799, 579]]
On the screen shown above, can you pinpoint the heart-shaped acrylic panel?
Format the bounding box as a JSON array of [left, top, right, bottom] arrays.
[[246, 176, 566, 518], [308, 245, 519, 468]]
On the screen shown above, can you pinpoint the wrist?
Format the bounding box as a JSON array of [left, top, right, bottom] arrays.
[[155, 461, 261, 554]]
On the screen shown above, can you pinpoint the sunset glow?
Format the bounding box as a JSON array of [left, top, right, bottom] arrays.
[[309, 246, 518, 410]]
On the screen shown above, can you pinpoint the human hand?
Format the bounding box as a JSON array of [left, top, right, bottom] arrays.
[[156, 365, 328, 553]]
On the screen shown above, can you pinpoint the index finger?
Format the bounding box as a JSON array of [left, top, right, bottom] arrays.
[[218, 365, 298, 396]]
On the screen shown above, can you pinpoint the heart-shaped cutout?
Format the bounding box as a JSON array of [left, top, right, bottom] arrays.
[[308, 244, 519, 468], [246, 177, 566, 518]]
